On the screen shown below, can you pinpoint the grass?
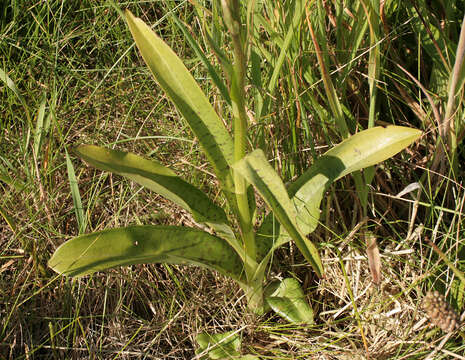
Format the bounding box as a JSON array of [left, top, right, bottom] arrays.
[[1, 0, 465, 358]]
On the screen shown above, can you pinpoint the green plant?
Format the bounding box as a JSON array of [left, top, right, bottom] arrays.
[[48, 6, 420, 325]]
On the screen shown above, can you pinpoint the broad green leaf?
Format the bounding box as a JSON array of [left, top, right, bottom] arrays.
[[290, 126, 421, 235], [265, 278, 314, 324], [196, 331, 241, 360], [233, 149, 323, 277], [74, 145, 230, 230], [125, 10, 234, 189], [256, 126, 421, 259], [48, 225, 245, 282], [66, 149, 86, 235]]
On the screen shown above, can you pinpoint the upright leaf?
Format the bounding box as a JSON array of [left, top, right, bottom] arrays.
[[65, 149, 86, 235], [48, 225, 245, 282], [171, 15, 231, 106], [125, 10, 234, 189], [33, 96, 47, 158], [234, 149, 323, 277]]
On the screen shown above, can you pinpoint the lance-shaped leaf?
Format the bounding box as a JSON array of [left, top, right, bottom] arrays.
[[74, 145, 230, 229], [256, 126, 422, 260], [125, 10, 234, 189], [48, 225, 245, 283], [289, 126, 421, 235], [233, 149, 323, 277]]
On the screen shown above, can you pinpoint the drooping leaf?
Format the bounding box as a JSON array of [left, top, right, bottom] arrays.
[[0, 68, 27, 111], [265, 278, 314, 324], [74, 145, 231, 232], [48, 225, 245, 283], [233, 149, 323, 277], [256, 126, 421, 260], [0, 172, 25, 192], [196, 331, 241, 360], [0, 67, 31, 125], [125, 10, 234, 190]]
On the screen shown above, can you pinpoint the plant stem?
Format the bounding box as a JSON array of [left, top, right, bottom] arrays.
[[241, 278, 264, 315], [443, 12, 465, 175], [222, 0, 256, 266]]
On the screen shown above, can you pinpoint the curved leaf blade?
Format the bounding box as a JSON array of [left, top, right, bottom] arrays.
[[256, 126, 421, 261], [196, 331, 241, 360], [48, 225, 245, 282], [289, 126, 422, 235], [125, 10, 234, 188], [74, 145, 230, 228], [233, 149, 323, 277]]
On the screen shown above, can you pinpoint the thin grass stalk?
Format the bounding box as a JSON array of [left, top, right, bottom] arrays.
[[443, 13, 465, 175], [339, 251, 369, 357], [255, 0, 308, 122], [357, 0, 381, 218], [361, 0, 380, 129], [306, 8, 349, 139]]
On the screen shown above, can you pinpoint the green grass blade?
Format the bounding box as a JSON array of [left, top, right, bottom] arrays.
[[0, 67, 30, 124], [234, 149, 323, 277], [65, 149, 86, 235], [74, 145, 231, 230], [33, 96, 47, 158], [171, 15, 231, 106], [0, 67, 26, 107], [256, 0, 308, 121], [0, 204, 16, 234], [0, 172, 25, 192], [125, 10, 234, 189], [307, 15, 349, 138], [48, 225, 245, 282]]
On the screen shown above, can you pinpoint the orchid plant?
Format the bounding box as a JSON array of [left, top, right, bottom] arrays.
[[49, 6, 421, 328]]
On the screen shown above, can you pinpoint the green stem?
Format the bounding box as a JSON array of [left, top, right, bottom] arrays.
[[222, 0, 256, 269], [241, 279, 265, 315]]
